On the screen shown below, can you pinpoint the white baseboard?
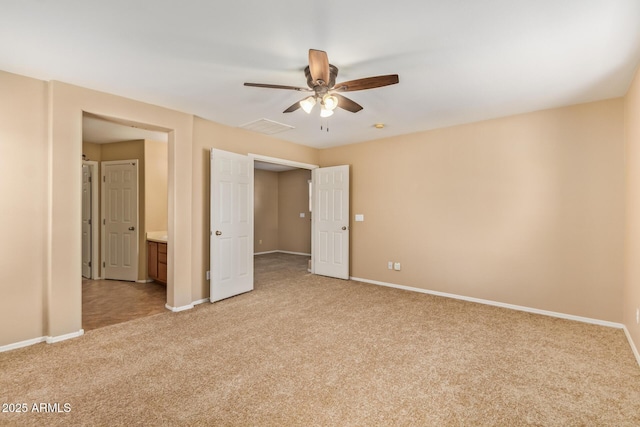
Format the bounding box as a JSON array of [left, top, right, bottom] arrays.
[[277, 250, 311, 256], [254, 250, 278, 255], [46, 329, 84, 344], [165, 303, 194, 312], [0, 336, 47, 353], [254, 250, 311, 256], [623, 326, 640, 367], [1, 329, 83, 352], [165, 297, 210, 311], [350, 276, 624, 329]]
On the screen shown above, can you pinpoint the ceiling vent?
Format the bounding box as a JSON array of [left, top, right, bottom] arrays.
[[239, 118, 294, 135]]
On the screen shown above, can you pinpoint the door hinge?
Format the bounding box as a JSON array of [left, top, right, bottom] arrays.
[[103, 262, 105, 268], [103, 219, 106, 225], [103, 176, 106, 182], [88, 261, 91, 267], [88, 176, 92, 183], [88, 219, 91, 225]]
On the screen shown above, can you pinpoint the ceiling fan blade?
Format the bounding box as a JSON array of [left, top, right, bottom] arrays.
[[244, 82, 309, 91], [334, 94, 363, 113], [283, 100, 303, 113], [308, 49, 330, 85], [334, 74, 399, 92]]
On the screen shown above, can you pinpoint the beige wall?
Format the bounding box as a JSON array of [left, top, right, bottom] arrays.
[[1, 66, 635, 355], [320, 99, 625, 322], [145, 140, 168, 233], [624, 65, 640, 353], [101, 139, 145, 161], [0, 71, 47, 346], [278, 169, 312, 254], [82, 141, 102, 162], [254, 169, 279, 252]]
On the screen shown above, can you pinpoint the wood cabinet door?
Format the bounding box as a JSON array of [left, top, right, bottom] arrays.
[[148, 241, 158, 279]]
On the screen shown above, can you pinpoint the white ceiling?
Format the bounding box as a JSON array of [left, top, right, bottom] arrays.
[[3, 1, 640, 149], [83, 115, 169, 144]]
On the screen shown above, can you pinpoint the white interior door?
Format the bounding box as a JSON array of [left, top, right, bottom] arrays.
[[81, 164, 92, 279], [313, 165, 350, 279], [102, 160, 139, 281], [210, 149, 254, 302]]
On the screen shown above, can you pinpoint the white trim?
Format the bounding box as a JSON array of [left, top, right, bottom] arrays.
[[46, 329, 85, 344], [278, 250, 311, 256], [254, 250, 311, 256], [136, 279, 154, 283], [2, 329, 85, 352], [249, 154, 318, 171], [623, 326, 640, 367], [82, 160, 100, 280], [192, 298, 210, 306], [165, 303, 193, 312], [351, 277, 625, 329], [254, 250, 279, 255], [0, 336, 47, 353]]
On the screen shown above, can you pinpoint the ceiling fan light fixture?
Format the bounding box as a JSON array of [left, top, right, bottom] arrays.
[[244, 49, 399, 118], [300, 96, 316, 114], [323, 94, 338, 111], [320, 106, 334, 118]]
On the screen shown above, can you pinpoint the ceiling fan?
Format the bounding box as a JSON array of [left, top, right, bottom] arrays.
[[244, 49, 399, 117]]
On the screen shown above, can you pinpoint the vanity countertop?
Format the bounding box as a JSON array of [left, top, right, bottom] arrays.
[[146, 231, 168, 243]]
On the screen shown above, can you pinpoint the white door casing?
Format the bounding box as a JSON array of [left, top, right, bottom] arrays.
[[313, 165, 350, 279], [83, 161, 100, 279], [81, 164, 92, 279], [102, 160, 139, 281], [210, 149, 254, 302]]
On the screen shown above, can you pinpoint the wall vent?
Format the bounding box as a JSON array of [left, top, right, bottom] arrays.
[[239, 118, 294, 135]]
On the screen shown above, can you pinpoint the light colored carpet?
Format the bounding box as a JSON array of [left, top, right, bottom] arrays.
[[1, 253, 639, 426]]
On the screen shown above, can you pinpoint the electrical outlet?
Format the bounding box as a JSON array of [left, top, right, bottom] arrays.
[[206, 271, 210, 280], [388, 261, 393, 270], [394, 262, 401, 271], [636, 308, 640, 325], [259, 239, 262, 245]]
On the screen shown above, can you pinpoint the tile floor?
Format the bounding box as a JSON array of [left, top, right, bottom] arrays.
[[82, 278, 167, 331]]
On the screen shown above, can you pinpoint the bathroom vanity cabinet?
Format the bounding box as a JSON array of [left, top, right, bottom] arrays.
[[147, 240, 167, 284]]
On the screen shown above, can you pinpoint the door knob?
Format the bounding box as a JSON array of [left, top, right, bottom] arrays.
[[128, 226, 135, 231], [342, 226, 347, 230], [215, 230, 222, 236]]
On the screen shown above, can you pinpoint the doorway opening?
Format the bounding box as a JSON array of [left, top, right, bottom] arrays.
[[81, 112, 169, 330], [209, 151, 350, 303], [252, 155, 317, 269], [254, 161, 312, 260]]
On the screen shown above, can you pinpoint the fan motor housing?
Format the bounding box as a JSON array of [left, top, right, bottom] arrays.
[[305, 64, 338, 90]]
